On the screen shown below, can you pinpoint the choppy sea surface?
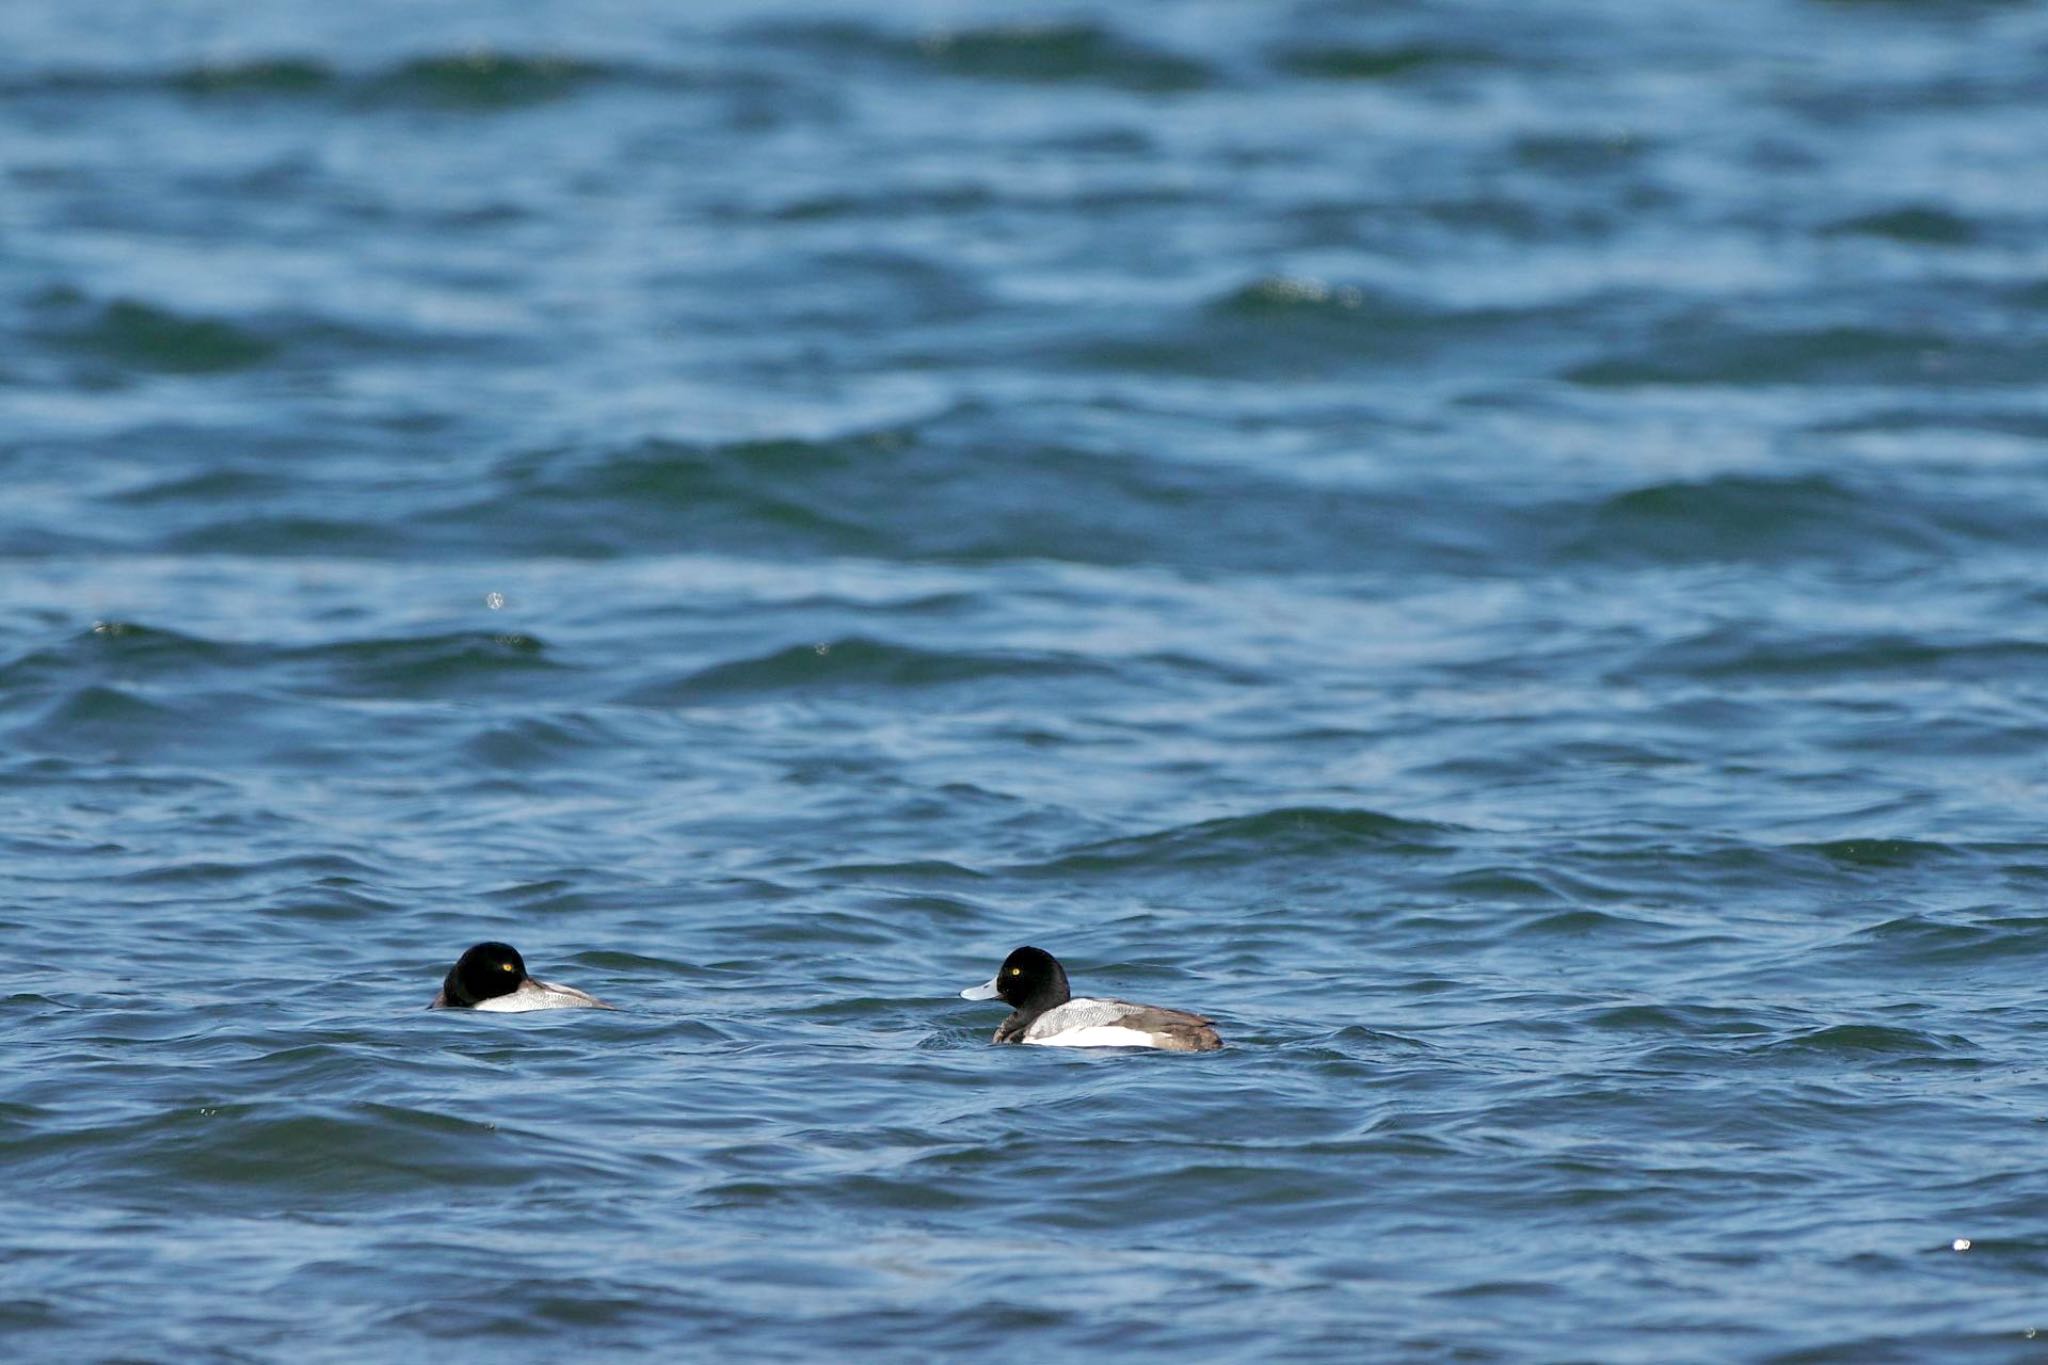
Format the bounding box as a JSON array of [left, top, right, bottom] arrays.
[[4, 1, 2048, 1359]]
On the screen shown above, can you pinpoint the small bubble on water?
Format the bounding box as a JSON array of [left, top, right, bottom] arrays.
[[485, 592, 506, 610], [1952, 1238, 1972, 1252], [814, 642, 831, 656]]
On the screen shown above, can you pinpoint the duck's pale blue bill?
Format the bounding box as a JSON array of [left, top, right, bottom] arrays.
[[960, 978, 1000, 1000]]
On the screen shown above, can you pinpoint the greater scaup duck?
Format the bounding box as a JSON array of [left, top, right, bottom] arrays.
[[960, 945, 1221, 1051], [429, 942, 613, 1012]]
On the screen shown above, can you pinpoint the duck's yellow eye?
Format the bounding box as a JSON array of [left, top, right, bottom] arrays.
[[500, 962, 516, 972], [1008, 966, 1022, 976]]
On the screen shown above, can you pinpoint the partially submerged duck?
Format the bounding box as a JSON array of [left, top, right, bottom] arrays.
[[430, 941, 613, 1012], [960, 945, 1221, 1051]]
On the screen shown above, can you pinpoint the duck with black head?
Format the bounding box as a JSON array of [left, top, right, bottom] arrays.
[[960, 945, 1221, 1051], [429, 942, 613, 1012]]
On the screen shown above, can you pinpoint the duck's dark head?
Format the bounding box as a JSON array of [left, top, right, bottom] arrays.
[[435, 941, 528, 1008], [960, 945, 1071, 1010]]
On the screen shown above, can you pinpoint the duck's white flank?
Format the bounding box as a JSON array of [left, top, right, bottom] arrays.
[[469, 978, 610, 1012], [1020, 997, 1162, 1047], [1022, 1023, 1165, 1048]]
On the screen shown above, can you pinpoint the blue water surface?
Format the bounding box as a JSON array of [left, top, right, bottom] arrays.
[[4, 1, 2048, 1359]]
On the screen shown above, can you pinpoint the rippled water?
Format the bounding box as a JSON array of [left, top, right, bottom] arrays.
[[5, 0, 2048, 1358]]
